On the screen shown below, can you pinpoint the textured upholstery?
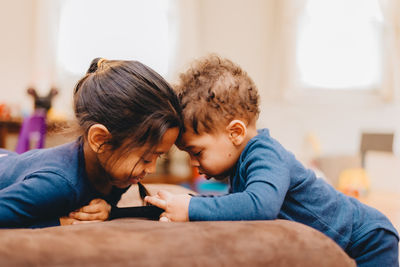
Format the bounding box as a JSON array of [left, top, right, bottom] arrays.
[[0, 184, 355, 267]]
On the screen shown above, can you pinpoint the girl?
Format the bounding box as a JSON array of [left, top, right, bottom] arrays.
[[0, 58, 182, 228]]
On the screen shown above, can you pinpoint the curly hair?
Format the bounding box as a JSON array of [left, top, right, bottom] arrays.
[[175, 54, 260, 134]]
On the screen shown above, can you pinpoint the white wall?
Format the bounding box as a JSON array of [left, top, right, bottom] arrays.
[[1, 0, 400, 159], [178, 0, 400, 160], [0, 0, 35, 115]]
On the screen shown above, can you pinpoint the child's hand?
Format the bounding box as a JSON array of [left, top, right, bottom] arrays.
[[59, 198, 111, 226], [144, 190, 191, 222]]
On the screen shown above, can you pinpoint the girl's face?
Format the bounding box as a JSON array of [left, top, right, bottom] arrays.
[[99, 128, 179, 188]]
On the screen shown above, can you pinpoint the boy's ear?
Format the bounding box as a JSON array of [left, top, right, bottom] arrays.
[[226, 120, 247, 146], [87, 124, 111, 153]]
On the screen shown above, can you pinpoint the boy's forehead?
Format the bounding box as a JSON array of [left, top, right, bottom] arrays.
[[180, 131, 199, 146], [179, 130, 209, 149]]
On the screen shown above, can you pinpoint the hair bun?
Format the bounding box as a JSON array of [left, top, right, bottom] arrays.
[[87, 57, 103, 74]]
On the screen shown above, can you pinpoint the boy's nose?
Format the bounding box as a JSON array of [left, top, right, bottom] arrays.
[[190, 157, 200, 167]]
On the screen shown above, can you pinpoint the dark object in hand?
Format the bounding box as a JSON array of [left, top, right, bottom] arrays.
[[109, 205, 164, 220], [109, 182, 164, 220]]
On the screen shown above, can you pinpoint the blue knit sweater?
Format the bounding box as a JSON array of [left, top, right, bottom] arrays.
[[189, 129, 398, 249], [0, 141, 127, 228]]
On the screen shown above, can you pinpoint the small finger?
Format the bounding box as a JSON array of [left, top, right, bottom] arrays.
[[76, 205, 101, 214], [145, 196, 167, 210], [159, 216, 170, 222], [69, 211, 104, 221], [81, 203, 110, 214], [157, 190, 170, 200], [74, 199, 106, 213], [90, 198, 103, 205], [60, 217, 79, 226], [144, 196, 158, 209], [159, 212, 168, 218], [144, 195, 161, 202]]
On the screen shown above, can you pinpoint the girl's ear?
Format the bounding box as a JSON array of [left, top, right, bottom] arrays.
[[226, 120, 247, 146], [87, 124, 111, 153]]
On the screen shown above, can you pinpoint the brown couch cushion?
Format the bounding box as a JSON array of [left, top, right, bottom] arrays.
[[0, 184, 355, 266], [0, 219, 354, 266]]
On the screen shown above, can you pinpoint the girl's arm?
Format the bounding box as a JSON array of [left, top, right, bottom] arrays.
[[0, 172, 76, 228], [61, 198, 111, 225]]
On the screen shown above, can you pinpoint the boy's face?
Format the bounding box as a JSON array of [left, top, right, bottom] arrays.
[[179, 130, 241, 180]]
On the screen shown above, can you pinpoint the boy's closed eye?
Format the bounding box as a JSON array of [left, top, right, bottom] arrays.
[[158, 154, 168, 160], [192, 151, 202, 157]]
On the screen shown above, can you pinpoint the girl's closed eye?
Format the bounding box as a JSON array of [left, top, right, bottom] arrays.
[[141, 157, 152, 164]]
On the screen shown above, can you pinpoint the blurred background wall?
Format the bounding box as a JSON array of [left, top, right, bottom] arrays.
[[1, 0, 400, 160]]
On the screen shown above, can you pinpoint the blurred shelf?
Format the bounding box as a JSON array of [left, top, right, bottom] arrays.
[[0, 118, 23, 148], [143, 174, 193, 185], [0, 118, 69, 148]]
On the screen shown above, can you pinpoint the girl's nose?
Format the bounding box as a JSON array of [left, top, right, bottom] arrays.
[[145, 160, 157, 174]]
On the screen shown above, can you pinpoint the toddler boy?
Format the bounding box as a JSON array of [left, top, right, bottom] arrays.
[[145, 55, 399, 266]]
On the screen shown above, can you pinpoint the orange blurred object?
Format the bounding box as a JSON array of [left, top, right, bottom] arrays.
[[338, 168, 370, 199], [0, 104, 11, 120]]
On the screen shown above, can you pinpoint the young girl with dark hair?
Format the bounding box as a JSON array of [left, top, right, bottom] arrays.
[[0, 58, 182, 228]]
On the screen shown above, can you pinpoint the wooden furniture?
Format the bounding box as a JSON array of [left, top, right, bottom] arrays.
[[0, 119, 22, 148], [0, 118, 69, 149]]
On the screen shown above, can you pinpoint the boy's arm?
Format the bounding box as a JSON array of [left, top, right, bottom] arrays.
[[145, 144, 290, 221], [146, 144, 291, 221], [145, 190, 190, 222], [190, 144, 291, 221], [0, 173, 76, 228]]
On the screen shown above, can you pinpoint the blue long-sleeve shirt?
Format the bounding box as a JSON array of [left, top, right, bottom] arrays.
[[189, 129, 399, 249], [0, 141, 127, 228]]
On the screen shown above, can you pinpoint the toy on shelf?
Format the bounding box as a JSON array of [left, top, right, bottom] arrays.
[[15, 87, 58, 154], [0, 104, 11, 120]]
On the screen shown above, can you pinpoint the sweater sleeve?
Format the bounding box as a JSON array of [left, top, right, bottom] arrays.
[[0, 171, 77, 228], [189, 142, 291, 221]]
